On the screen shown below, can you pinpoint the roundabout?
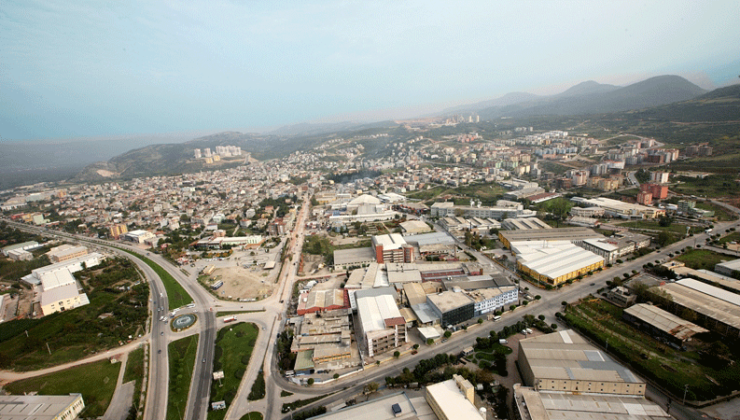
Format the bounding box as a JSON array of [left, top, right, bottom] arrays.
[[171, 313, 197, 331]]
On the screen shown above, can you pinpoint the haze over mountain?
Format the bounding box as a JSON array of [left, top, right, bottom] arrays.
[[447, 75, 705, 119]]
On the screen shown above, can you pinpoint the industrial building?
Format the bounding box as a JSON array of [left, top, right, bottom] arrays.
[[121, 229, 156, 244], [41, 283, 91, 316], [425, 375, 483, 420], [0, 394, 85, 420], [307, 391, 438, 420], [426, 291, 475, 326], [623, 303, 708, 346], [291, 309, 358, 371], [1, 241, 40, 257], [502, 217, 551, 231], [296, 289, 349, 315], [657, 279, 740, 338], [519, 330, 646, 396], [109, 223, 128, 239], [403, 232, 457, 257], [715, 258, 740, 278], [24, 252, 103, 287], [372, 234, 415, 264], [579, 232, 651, 264], [498, 227, 603, 249], [430, 200, 536, 220], [512, 241, 604, 286], [46, 244, 88, 263], [439, 216, 501, 238], [571, 197, 665, 219], [400, 220, 432, 235], [513, 384, 670, 420], [333, 247, 376, 269], [356, 293, 407, 357]]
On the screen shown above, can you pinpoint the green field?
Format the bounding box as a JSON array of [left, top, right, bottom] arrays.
[[167, 334, 199, 420], [5, 359, 121, 417], [119, 248, 193, 310], [564, 298, 740, 402], [123, 346, 145, 400], [671, 173, 740, 198], [620, 220, 703, 236], [719, 232, 740, 245], [675, 249, 736, 270], [215, 310, 265, 317], [208, 322, 259, 420], [694, 201, 737, 222], [0, 258, 149, 371]]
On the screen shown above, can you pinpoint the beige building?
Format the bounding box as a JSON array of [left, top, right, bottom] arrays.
[[356, 294, 406, 357], [518, 330, 646, 396], [46, 244, 88, 263], [0, 394, 85, 420], [40, 283, 90, 316], [425, 375, 483, 420]]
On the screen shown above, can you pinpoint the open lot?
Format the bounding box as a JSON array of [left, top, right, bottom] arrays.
[[563, 298, 740, 402], [674, 249, 736, 270], [4, 359, 121, 418], [207, 266, 277, 301]]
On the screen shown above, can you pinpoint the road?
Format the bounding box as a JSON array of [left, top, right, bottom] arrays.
[[3, 197, 739, 420]]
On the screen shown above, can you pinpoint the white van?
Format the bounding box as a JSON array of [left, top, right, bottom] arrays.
[[493, 315, 501, 322]]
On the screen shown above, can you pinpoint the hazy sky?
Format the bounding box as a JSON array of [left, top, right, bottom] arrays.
[[2, 0, 739, 141]]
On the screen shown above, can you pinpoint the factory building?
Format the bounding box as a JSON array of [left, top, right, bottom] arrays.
[[0, 394, 85, 420], [511, 241, 604, 286], [519, 330, 646, 396], [623, 303, 708, 346], [426, 291, 475, 326], [498, 227, 602, 249], [356, 293, 407, 357], [372, 234, 414, 264]]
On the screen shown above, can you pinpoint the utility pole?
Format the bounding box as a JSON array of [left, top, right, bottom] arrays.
[[683, 384, 689, 405]]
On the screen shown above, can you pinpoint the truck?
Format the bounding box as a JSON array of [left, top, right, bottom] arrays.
[[223, 316, 237, 323], [211, 280, 224, 290]]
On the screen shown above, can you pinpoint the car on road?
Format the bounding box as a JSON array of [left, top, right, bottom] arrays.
[[158, 350, 161, 354], [202, 358, 206, 363], [590, 283, 595, 286], [160, 332, 164, 336]]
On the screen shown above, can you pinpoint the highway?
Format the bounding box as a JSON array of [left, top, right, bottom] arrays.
[[4, 196, 739, 420]]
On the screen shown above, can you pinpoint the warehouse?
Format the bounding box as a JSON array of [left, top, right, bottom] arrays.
[[657, 279, 740, 338], [579, 232, 651, 264], [426, 291, 475, 326], [296, 289, 349, 315], [46, 244, 88, 263], [519, 330, 646, 396], [403, 231, 457, 257], [356, 294, 407, 357], [623, 303, 708, 346], [571, 196, 665, 219], [715, 258, 740, 278], [501, 217, 551, 231], [333, 247, 376, 269], [399, 220, 432, 235], [498, 227, 602, 249], [512, 241, 604, 286], [0, 394, 85, 420], [513, 384, 670, 420]]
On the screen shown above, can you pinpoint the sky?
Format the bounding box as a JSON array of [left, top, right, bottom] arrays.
[[2, 0, 739, 141]]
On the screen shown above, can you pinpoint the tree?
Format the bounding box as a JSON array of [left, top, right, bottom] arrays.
[[394, 351, 400, 358], [413, 344, 419, 350], [427, 338, 435, 345], [551, 323, 558, 330], [364, 382, 379, 394], [333, 373, 340, 380], [538, 314, 546, 321], [307, 378, 314, 386], [509, 304, 517, 311], [444, 330, 452, 338]]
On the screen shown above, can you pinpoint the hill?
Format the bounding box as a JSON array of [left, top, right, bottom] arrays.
[[476, 75, 706, 119]]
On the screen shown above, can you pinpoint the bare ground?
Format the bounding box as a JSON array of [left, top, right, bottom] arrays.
[[208, 266, 278, 300]]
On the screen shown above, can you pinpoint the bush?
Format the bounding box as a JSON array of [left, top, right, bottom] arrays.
[[538, 315, 546, 321], [333, 373, 339, 380], [444, 331, 452, 338], [394, 351, 400, 358], [247, 371, 266, 401], [307, 378, 314, 386], [551, 323, 558, 330], [535, 295, 541, 300]]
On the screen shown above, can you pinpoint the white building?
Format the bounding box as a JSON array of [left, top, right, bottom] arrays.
[[41, 283, 90, 316], [356, 294, 407, 357]]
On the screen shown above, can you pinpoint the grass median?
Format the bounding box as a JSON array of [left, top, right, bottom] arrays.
[[208, 322, 259, 420], [5, 359, 121, 417], [123, 346, 145, 402], [168, 334, 199, 420], [119, 248, 193, 310]]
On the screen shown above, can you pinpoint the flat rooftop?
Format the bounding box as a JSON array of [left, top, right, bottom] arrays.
[[333, 247, 375, 266], [427, 291, 474, 313], [515, 385, 670, 420], [659, 282, 740, 330], [403, 232, 456, 247], [512, 241, 604, 280], [311, 391, 437, 420], [520, 330, 643, 384], [500, 227, 602, 243], [0, 394, 84, 420], [624, 303, 708, 340]]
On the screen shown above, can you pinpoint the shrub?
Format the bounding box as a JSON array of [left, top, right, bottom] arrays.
[[551, 323, 558, 330], [307, 378, 314, 386]]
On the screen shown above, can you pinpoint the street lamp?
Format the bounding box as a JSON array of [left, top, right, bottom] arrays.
[[683, 384, 689, 405]]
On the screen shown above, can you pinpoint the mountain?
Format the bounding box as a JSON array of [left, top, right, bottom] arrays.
[[441, 92, 541, 114], [475, 75, 706, 119], [553, 80, 619, 98]]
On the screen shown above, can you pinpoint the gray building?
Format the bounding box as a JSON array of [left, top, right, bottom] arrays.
[[426, 291, 474, 326]]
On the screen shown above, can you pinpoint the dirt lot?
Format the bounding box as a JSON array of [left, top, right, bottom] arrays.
[[208, 265, 277, 300]]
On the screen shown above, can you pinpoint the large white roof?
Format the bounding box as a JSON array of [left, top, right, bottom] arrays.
[[357, 294, 402, 334], [513, 241, 603, 280], [40, 270, 76, 291], [426, 380, 484, 420]]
